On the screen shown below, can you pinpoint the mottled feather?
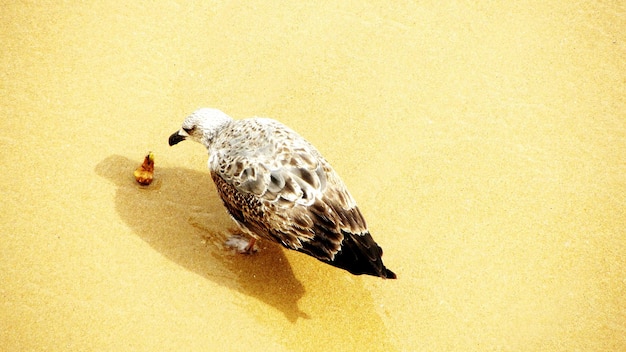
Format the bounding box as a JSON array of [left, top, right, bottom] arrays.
[[169, 108, 396, 279]]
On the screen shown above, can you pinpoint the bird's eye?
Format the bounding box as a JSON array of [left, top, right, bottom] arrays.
[[183, 126, 195, 133]]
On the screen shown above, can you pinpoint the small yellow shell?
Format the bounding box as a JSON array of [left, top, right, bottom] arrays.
[[134, 152, 155, 185]]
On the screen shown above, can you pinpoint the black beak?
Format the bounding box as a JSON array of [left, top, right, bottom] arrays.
[[168, 131, 186, 146]]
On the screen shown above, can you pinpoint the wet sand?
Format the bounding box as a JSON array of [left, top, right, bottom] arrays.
[[2, 1, 625, 350]]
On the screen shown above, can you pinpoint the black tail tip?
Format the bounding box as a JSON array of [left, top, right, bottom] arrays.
[[343, 263, 397, 279], [325, 256, 397, 279], [383, 268, 397, 279]]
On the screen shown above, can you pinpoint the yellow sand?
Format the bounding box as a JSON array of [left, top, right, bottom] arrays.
[[1, 1, 625, 350]]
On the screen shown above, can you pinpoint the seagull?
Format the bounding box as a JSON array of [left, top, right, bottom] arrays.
[[169, 108, 396, 279]]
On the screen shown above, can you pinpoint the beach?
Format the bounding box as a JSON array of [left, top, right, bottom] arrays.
[[1, 1, 625, 350]]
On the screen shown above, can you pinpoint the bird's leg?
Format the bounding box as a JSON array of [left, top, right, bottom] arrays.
[[243, 238, 257, 254], [224, 234, 258, 254]]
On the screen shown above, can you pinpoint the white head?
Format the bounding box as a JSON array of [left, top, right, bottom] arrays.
[[169, 108, 233, 148]]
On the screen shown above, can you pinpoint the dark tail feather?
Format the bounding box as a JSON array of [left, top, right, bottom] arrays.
[[325, 231, 397, 279]]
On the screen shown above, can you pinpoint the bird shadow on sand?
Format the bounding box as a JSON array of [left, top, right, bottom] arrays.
[[95, 155, 309, 322]]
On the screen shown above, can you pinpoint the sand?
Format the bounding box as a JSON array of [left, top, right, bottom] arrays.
[[1, 1, 625, 351]]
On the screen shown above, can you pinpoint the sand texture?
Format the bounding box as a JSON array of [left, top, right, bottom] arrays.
[[1, 1, 625, 351]]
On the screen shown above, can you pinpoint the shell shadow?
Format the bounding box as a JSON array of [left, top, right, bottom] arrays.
[[95, 155, 308, 322]]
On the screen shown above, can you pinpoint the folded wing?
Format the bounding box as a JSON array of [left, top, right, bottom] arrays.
[[210, 119, 395, 278]]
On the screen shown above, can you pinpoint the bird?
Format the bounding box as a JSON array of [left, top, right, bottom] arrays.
[[168, 108, 396, 279]]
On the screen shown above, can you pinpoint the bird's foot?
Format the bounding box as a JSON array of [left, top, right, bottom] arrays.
[[225, 235, 258, 254]]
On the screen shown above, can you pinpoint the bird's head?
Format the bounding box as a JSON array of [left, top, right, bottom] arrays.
[[168, 108, 233, 148]]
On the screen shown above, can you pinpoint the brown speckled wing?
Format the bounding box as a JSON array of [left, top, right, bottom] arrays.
[[209, 118, 395, 278], [209, 119, 363, 255]]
